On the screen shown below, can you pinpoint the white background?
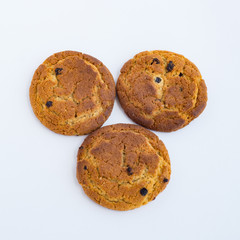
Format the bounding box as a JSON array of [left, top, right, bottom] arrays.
[[0, 0, 240, 239]]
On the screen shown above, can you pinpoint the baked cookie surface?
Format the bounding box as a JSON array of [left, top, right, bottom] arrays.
[[30, 51, 115, 135], [77, 124, 171, 211], [117, 51, 207, 132]]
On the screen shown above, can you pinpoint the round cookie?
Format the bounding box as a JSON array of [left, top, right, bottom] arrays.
[[117, 50, 207, 132], [30, 51, 115, 135], [77, 124, 171, 211]]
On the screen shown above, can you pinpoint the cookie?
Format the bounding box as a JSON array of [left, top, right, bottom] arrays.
[[77, 124, 171, 211], [29, 51, 115, 135], [117, 50, 207, 132]]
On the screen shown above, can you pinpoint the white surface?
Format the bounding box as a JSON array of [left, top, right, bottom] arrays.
[[0, 0, 240, 239]]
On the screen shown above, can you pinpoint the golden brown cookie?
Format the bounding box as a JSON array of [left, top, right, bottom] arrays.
[[117, 50, 207, 132], [29, 51, 115, 135], [77, 124, 171, 211]]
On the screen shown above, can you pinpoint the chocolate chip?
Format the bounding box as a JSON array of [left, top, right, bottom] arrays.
[[79, 146, 84, 150], [155, 77, 161, 83], [163, 178, 169, 183], [166, 61, 174, 72], [140, 188, 148, 196], [55, 68, 63, 75], [152, 197, 156, 201], [180, 87, 183, 92], [84, 166, 87, 170], [127, 166, 133, 175], [46, 101, 53, 108], [151, 58, 160, 65], [179, 72, 183, 77]]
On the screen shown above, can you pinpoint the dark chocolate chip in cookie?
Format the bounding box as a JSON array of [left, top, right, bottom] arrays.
[[166, 61, 174, 72], [46, 101, 53, 108], [84, 166, 87, 170], [155, 77, 162, 83], [55, 68, 63, 75], [180, 87, 183, 92], [140, 188, 148, 196], [151, 58, 160, 65], [79, 146, 84, 150], [126, 166, 133, 175], [179, 72, 183, 77], [163, 178, 169, 183]]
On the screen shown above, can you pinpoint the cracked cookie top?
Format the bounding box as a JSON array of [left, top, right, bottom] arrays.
[[29, 51, 115, 135], [117, 50, 207, 132], [77, 124, 171, 211]]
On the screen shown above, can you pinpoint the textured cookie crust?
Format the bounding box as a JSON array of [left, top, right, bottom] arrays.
[[77, 124, 171, 211], [30, 51, 115, 135], [117, 51, 207, 132]]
